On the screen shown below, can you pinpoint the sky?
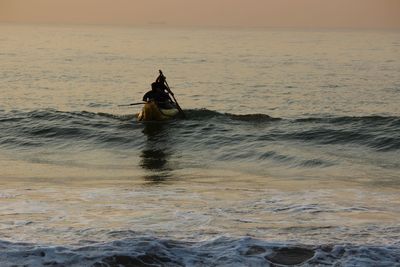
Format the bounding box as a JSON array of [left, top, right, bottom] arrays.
[[1, 0, 399, 29]]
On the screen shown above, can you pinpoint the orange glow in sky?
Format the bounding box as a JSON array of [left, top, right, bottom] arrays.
[[1, 0, 399, 28]]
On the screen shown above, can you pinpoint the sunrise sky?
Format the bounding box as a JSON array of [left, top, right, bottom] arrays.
[[1, 0, 399, 29]]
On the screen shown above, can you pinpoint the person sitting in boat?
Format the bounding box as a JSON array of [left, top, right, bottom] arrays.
[[142, 82, 175, 109]]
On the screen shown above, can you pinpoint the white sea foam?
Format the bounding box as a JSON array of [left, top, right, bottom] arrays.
[[1, 237, 399, 266]]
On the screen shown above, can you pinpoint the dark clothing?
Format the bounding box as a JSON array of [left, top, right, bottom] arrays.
[[142, 72, 175, 109], [152, 81, 168, 92], [143, 90, 170, 102]]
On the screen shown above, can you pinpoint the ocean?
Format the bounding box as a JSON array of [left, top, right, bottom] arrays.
[[0, 23, 400, 266]]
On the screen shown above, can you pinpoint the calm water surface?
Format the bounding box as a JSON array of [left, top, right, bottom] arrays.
[[0, 24, 400, 266]]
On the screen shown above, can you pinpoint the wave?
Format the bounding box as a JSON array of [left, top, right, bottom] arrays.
[[185, 109, 400, 129], [1, 109, 399, 153], [295, 115, 400, 126], [102, 109, 400, 151], [0, 109, 143, 149], [288, 115, 400, 151], [185, 109, 281, 122], [0, 237, 399, 267], [2, 108, 399, 125]]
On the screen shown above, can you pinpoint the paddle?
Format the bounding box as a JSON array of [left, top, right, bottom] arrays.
[[159, 70, 185, 118], [118, 102, 145, 107]]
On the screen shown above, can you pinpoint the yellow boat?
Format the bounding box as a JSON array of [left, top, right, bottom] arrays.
[[137, 101, 179, 122]]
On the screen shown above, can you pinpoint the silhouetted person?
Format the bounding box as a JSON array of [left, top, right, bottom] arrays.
[[142, 82, 169, 102], [142, 75, 174, 109]]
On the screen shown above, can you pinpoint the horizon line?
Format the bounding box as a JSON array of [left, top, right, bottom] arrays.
[[1, 21, 400, 31]]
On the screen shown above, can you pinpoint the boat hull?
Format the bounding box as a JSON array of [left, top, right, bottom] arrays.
[[137, 102, 179, 122]]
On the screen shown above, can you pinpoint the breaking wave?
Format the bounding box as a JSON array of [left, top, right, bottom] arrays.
[[0, 236, 399, 267]]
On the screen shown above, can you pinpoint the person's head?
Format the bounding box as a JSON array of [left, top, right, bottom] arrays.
[[151, 82, 164, 93], [151, 82, 158, 91]]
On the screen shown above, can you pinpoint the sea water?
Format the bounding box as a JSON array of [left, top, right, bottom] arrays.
[[0, 23, 400, 266]]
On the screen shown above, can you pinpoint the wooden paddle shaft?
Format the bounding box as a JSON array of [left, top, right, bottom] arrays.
[[159, 70, 185, 117]]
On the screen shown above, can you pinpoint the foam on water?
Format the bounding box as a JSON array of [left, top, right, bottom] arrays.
[[1, 237, 399, 267]]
